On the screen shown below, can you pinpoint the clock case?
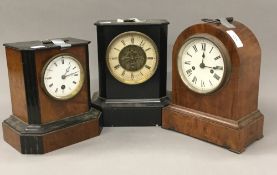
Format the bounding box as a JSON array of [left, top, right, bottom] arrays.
[[2, 38, 101, 154], [92, 19, 169, 126], [162, 19, 264, 153]]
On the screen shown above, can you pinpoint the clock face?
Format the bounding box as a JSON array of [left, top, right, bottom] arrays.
[[42, 54, 85, 100], [106, 31, 159, 85], [177, 35, 230, 94]]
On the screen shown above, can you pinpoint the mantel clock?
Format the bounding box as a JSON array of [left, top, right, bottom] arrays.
[[2, 38, 101, 154], [92, 19, 169, 126], [162, 18, 264, 153]]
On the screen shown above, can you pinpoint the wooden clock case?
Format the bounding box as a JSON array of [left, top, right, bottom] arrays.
[[162, 20, 264, 153], [92, 19, 169, 126], [2, 38, 101, 154]]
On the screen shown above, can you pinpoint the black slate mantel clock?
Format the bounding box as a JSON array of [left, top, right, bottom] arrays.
[[92, 18, 169, 126]]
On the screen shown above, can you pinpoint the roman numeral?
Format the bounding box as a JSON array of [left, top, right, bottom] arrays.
[[193, 45, 198, 52], [140, 71, 143, 76], [121, 70, 125, 76], [74, 74, 78, 76], [192, 76, 197, 84], [184, 61, 191, 65], [214, 56, 221, 60], [54, 62, 58, 66], [209, 80, 213, 86], [131, 37, 134, 44], [114, 48, 120, 52], [186, 69, 192, 76], [114, 64, 120, 70], [213, 73, 220, 80], [209, 47, 214, 53], [55, 88, 58, 93], [62, 59, 64, 64], [187, 52, 192, 57], [145, 65, 151, 69], [73, 81, 77, 84], [49, 83, 53, 87], [131, 73, 134, 80], [121, 40, 126, 46], [201, 43, 206, 51], [201, 80, 205, 87], [73, 66, 76, 70], [145, 48, 151, 52], [147, 57, 154, 60], [140, 40, 145, 47]]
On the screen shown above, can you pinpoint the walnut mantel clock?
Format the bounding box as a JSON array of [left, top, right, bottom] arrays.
[[92, 19, 169, 126], [2, 38, 101, 154], [162, 18, 264, 153]]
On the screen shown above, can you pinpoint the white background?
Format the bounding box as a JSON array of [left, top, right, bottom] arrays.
[[0, 0, 276, 174]]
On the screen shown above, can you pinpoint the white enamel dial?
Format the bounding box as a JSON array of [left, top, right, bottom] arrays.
[[178, 36, 229, 94], [106, 31, 159, 85], [42, 54, 84, 100]]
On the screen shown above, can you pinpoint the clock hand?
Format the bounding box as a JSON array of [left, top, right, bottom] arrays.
[[202, 65, 223, 70], [201, 52, 205, 64], [64, 71, 79, 78], [65, 65, 71, 73], [213, 66, 223, 70], [199, 52, 206, 68], [61, 64, 72, 79], [62, 63, 71, 76], [199, 52, 207, 68]]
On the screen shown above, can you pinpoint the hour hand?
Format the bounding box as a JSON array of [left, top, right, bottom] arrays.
[[201, 52, 205, 64], [63, 63, 71, 75], [66, 65, 71, 72]]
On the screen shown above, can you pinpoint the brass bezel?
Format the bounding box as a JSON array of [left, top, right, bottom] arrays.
[[177, 33, 231, 94], [106, 31, 159, 85], [41, 53, 85, 100]]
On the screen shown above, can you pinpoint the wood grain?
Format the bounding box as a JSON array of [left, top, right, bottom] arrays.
[[34, 46, 89, 124], [162, 105, 264, 153], [42, 118, 100, 153], [6, 48, 28, 123], [2, 116, 100, 154], [171, 21, 261, 120], [2, 122, 22, 152], [163, 20, 264, 153]]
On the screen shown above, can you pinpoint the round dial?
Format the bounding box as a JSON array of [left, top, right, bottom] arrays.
[[177, 35, 230, 94], [106, 31, 159, 85], [42, 54, 85, 100]]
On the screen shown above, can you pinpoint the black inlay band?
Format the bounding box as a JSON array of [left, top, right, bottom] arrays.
[[22, 51, 41, 124]]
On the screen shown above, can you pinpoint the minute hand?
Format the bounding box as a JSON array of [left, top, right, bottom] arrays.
[[203, 65, 223, 70], [212, 66, 223, 70], [64, 71, 79, 77]]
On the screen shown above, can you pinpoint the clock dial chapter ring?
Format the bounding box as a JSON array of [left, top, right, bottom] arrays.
[[106, 31, 159, 85], [177, 34, 231, 94], [41, 53, 85, 100]]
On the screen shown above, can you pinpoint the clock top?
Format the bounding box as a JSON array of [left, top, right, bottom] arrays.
[[3, 37, 90, 51], [95, 19, 169, 26]]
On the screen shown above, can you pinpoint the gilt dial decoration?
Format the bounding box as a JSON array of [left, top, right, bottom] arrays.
[[106, 31, 159, 85], [177, 35, 230, 94], [42, 54, 85, 100]]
